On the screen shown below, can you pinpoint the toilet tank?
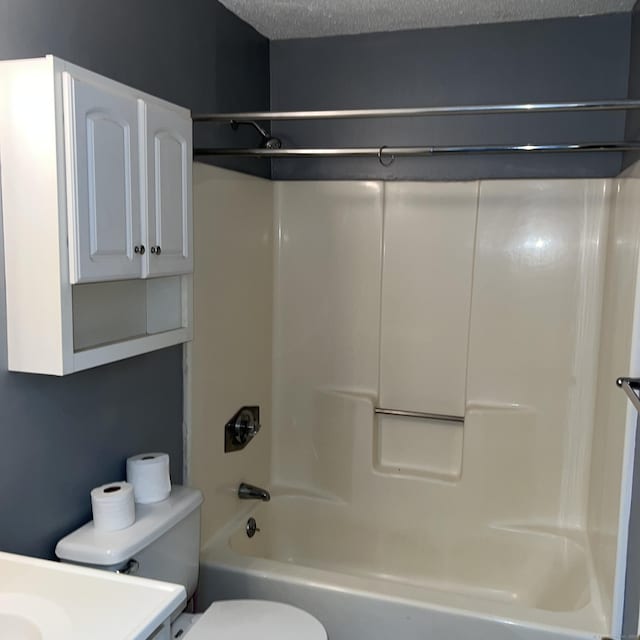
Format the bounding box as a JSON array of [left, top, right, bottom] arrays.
[[56, 486, 203, 601]]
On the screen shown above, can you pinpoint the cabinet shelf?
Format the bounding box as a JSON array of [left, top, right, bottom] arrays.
[[72, 328, 191, 373]]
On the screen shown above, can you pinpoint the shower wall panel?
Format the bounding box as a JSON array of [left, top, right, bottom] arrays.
[[589, 164, 640, 630], [190, 164, 274, 541], [272, 178, 611, 533], [468, 179, 610, 527], [380, 182, 478, 417], [272, 181, 383, 491]]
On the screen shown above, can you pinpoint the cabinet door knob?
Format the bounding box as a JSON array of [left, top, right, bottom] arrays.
[[134, 244, 146, 255], [151, 245, 162, 255]]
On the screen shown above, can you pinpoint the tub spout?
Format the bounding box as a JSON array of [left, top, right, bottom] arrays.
[[238, 482, 271, 501]]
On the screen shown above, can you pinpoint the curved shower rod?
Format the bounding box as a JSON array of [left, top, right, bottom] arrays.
[[192, 99, 640, 122]]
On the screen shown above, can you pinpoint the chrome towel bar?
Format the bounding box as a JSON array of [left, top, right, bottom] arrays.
[[617, 377, 640, 413], [374, 407, 464, 423]]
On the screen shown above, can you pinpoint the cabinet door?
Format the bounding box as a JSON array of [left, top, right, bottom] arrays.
[[141, 100, 193, 278], [64, 72, 142, 283]]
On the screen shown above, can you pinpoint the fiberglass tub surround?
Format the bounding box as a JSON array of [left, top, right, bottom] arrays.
[[191, 163, 640, 640]]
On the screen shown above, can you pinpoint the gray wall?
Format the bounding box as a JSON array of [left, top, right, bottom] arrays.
[[270, 14, 631, 181], [0, 0, 269, 560], [624, 1, 640, 170]]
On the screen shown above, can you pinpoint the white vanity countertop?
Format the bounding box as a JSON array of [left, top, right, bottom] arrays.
[[0, 550, 185, 640]]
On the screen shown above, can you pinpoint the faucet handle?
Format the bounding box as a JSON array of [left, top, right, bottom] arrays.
[[245, 418, 261, 438], [225, 406, 261, 452], [233, 409, 260, 444]]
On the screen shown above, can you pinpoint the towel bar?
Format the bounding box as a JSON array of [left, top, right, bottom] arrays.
[[374, 407, 464, 423], [617, 377, 640, 413]]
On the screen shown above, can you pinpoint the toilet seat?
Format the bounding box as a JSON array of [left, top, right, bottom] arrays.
[[185, 600, 327, 640]]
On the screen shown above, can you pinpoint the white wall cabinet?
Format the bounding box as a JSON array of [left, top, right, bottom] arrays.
[[0, 56, 193, 375]]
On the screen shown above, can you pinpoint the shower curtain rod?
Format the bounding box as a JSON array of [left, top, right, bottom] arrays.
[[192, 99, 640, 122], [193, 141, 640, 159]]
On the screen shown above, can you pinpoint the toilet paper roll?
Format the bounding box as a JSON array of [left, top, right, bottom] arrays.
[[126, 453, 171, 504], [91, 481, 135, 532]]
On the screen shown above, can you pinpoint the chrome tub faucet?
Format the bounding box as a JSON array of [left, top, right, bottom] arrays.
[[238, 482, 271, 501]]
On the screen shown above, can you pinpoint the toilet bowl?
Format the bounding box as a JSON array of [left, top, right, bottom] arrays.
[[174, 600, 326, 639], [55, 486, 327, 640]]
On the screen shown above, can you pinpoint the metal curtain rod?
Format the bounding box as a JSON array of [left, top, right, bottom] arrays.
[[193, 141, 640, 159], [192, 99, 640, 122]]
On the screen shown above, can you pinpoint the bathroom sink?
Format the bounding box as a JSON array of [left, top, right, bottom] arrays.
[[0, 551, 185, 639], [0, 614, 41, 640], [0, 593, 71, 640]]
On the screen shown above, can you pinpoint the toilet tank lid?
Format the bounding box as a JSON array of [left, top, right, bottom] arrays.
[[55, 485, 203, 566]]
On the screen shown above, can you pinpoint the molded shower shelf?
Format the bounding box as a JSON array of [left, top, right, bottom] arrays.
[[374, 413, 464, 480]]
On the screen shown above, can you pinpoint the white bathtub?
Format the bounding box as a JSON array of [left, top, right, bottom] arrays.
[[198, 495, 605, 640]]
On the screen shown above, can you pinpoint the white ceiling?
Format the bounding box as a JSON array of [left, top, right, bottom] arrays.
[[218, 0, 635, 40]]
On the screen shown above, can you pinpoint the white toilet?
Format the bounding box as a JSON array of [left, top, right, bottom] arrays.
[[55, 485, 327, 639]]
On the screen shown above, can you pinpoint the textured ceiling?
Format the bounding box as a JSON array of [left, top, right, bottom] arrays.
[[218, 0, 635, 39]]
